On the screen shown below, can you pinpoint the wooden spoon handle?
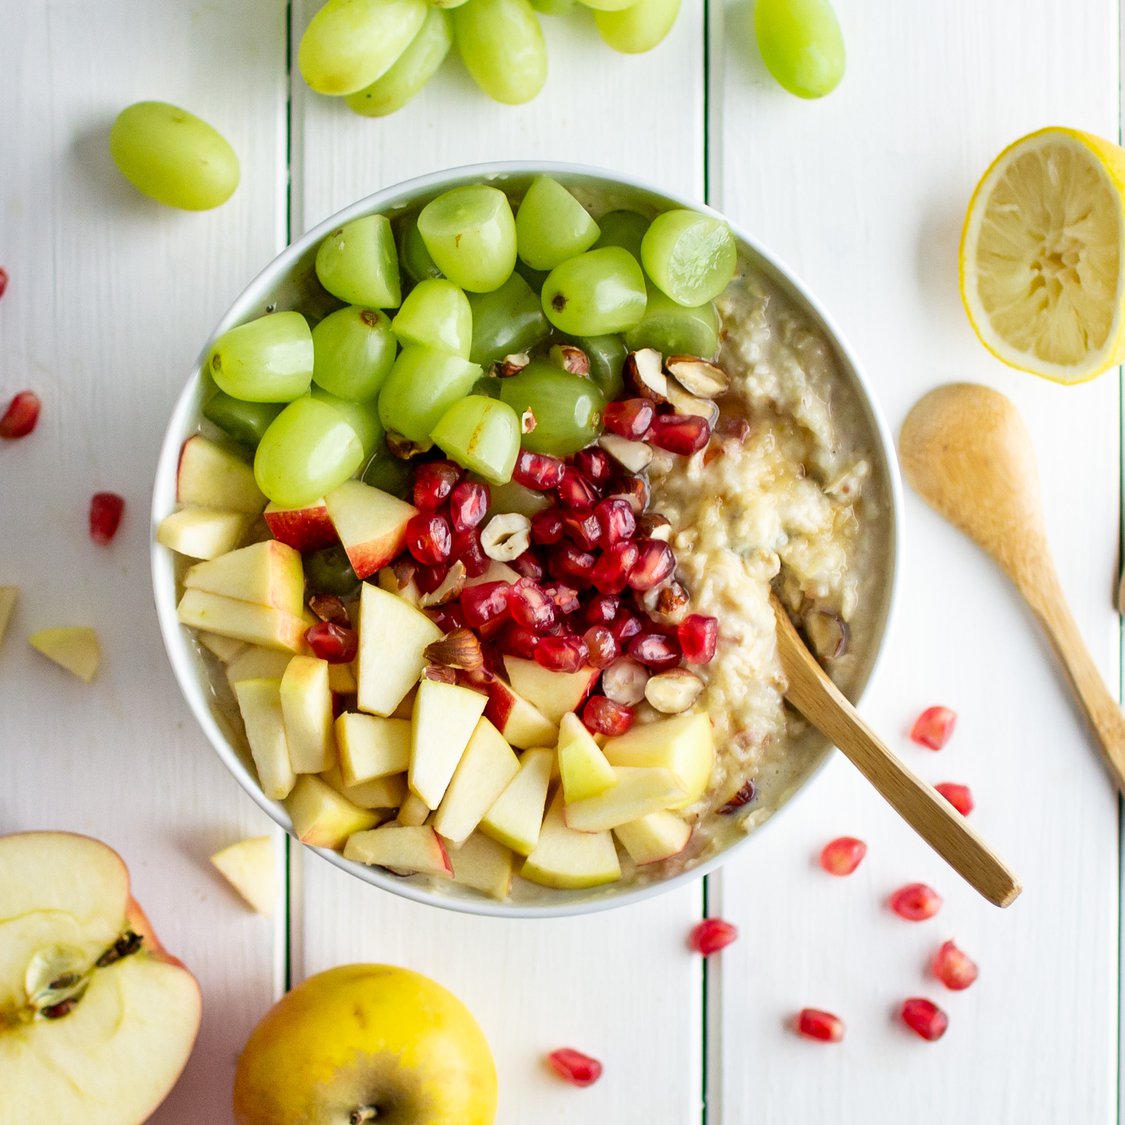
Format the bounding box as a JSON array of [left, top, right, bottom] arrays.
[[773, 601, 1022, 907]]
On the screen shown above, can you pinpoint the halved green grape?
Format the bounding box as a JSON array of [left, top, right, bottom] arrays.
[[203, 392, 283, 448], [595, 0, 681, 53], [467, 273, 551, 366], [754, 0, 845, 99], [541, 247, 647, 336], [391, 279, 472, 356], [254, 397, 365, 508], [298, 0, 428, 95], [311, 306, 397, 401], [593, 210, 650, 261], [623, 287, 720, 358], [417, 185, 517, 292], [516, 177, 600, 271], [568, 334, 627, 400], [431, 395, 521, 483], [361, 452, 413, 498], [207, 312, 313, 403], [484, 478, 552, 519], [452, 0, 547, 106], [309, 387, 384, 457], [109, 102, 239, 211], [640, 209, 737, 307], [316, 215, 402, 309], [304, 545, 360, 597], [345, 7, 452, 117], [498, 360, 605, 456], [377, 345, 483, 445], [397, 218, 444, 283]]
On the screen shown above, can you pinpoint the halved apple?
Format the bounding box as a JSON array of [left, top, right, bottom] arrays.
[[184, 540, 305, 616], [447, 832, 514, 899], [335, 712, 411, 786], [177, 589, 311, 653], [210, 836, 277, 914], [177, 434, 266, 514], [0, 585, 18, 648], [285, 775, 384, 850], [343, 825, 453, 878], [482, 675, 558, 750], [563, 767, 686, 833], [601, 713, 715, 808], [280, 656, 337, 773], [502, 656, 599, 725], [409, 679, 489, 809], [356, 584, 443, 716], [157, 507, 253, 560], [478, 747, 554, 856], [522, 791, 621, 889], [557, 712, 616, 803], [263, 498, 338, 552], [613, 810, 692, 865], [433, 719, 520, 845], [324, 479, 417, 580], [234, 678, 297, 800], [320, 765, 407, 811], [28, 626, 100, 682]]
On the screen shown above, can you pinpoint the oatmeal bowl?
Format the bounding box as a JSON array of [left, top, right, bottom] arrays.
[[151, 162, 901, 917]]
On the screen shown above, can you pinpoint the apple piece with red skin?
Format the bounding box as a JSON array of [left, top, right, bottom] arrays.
[[0, 832, 201, 1123], [343, 825, 453, 878], [324, 479, 417, 580], [184, 540, 305, 617], [481, 674, 559, 751], [264, 498, 338, 552], [502, 656, 599, 725], [176, 433, 266, 514]]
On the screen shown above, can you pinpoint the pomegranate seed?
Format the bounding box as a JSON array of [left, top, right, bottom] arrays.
[[678, 614, 718, 664], [89, 492, 125, 545], [582, 593, 620, 625], [627, 539, 676, 591], [819, 836, 867, 876], [545, 582, 581, 615], [595, 497, 636, 549], [603, 398, 655, 439], [534, 634, 588, 673], [426, 604, 467, 633], [531, 508, 567, 546], [452, 528, 490, 577], [547, 1048, 602, 1088], [590, 540, 640, 595], [572, 446, 613, 487], [649, 413, 712, 455], [305, 621, 358, 663], [911, 705, 956, 749], [0, 390, 41, 439], [582, 694, 634, 735], [563, 509, 602, 551], [557, 467, 599, 509], [606, 473, 649, 513], [688, 918, 738, 955], [412, 460, 462, 510], [932, 940, 978, 991], [508, 578, 559, 634], [415, 562, 450, 595], [628, 632, 683, 671], [718, 779, 756, 814], [449, 480, 489, 533], [583, 625, 620, 669], [405, 512, 452, 565], [513, 449, 565, 490], [889, 883, 942, 921], [308, 593, 350, 626], [0, 267, 8, 298], [610, 609, 643, 644], [900, 997, 948, 1041], [934, 782, 974, 816], [460, 580, 511, 628], [494, 621, 540, 659], [796, 1009, 845, 1043], [548, 544, 597, 588], [510, 550, 546, 582]]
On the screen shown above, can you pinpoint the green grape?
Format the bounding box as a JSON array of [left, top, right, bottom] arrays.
[[484, 478, 552, 518], [472, 374, 503, 398], [640, 209, 737, 307], [417, 185, 518, 292], [514, 258, 550, 292], [316, 215, 402, 309], [467, 273, 551, 366], [430, 396, 521, 483], [624, 287, 720, 358], [298, 0, 428, 95], [304, 545, 360, 598], [541, 247, 647, 336], [311, 306, 397, 401], [203, 392, 283, 448], [361, 452, 413, 498], [207, 312, 313, 403], [575, 0, 635, 11], [397, 218, 444, 283], [498, 360, 605, 456], [516, 177, 600, 271], [754, 0, 845, 99], [109, 102, 239, 211], [452, 0, 547, 106], [345, 7, 452, 117], [593, 210, 650, 261], [254, 397, 365, 508], [595, 0, 680, 53], [377, 345, 483, 445], [391, 279, 472, 356], [309, 387, 384, 457], [531, 0, 577, 13], [567, 334, 627, 400]]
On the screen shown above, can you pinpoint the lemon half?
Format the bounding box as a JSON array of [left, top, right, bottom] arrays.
[[960, 126, 1125, 384]]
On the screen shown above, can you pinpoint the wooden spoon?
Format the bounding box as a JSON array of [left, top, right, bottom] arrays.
[[899, 383, 1125, 792], [772, 596, 1022, 907]]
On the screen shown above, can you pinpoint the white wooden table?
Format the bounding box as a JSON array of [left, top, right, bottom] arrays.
[[2, 1, 1121, 1121]]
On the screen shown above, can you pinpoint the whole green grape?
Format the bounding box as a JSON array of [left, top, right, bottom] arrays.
[[624, 287, 719, 358], [311, 306, 397, 400], [541, 247, 647, 336], [514, 258, 550, 292], [516, 176, 600, 271], [417, 185, 518, 292], [203, 392, 283, 448], [452, 0, 547, 106], [574, 0, 635, 11], [640, 209, 737, 307], [484, 478, 552, 518], [397, 218, 444, 283], [567, 334, 627, 400], [498, 360, 605, 456], [593, 210, 650, 261], [362, 453, 413, 498], [316, 215, 402, 309], [309, 387, 384, 457], [431, 395, 521, 483], [109, 102, 239, 211], [304, 545, 360, 597], [754, 0, 845, 99], [594, 0, 681, 53], [531, 0, 577, 13], [207, 312, 313, 403], [391, 279, 473, 356], [377, 345, 483, 445], [467, 273, 551, 366]]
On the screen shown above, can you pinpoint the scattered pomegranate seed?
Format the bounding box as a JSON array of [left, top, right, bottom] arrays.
[[449, 480, 489, 533], [425, 604, 467, 633], [582, 593, 620, 626], [594, 497, 636, 549], [590, 540, 640, 595], [508, 578, 559, 634], [932, 940, 978, 991], [412, 460, 462, 510], [405, 512, 452, 565], [493, 620, 540, 659], [548, 544, 597, 588], [452, 528, 490, 578], [889, 883, 942, 921], [305, 621, 358, 663], [563, 509, 602, 551], [627, 539, 676, 591], [819, 836, 867, 876], [0, 267, 8, 299], [557, 467, 599, 509], [649, 413, 711, 455], [606, 473, 649, 513], [796, 1008, 845, 1043], [583, 694, 634, 736], [547, 1048, 602, 1088], [0, 390, 41, 439], [911, 705, 956, 750], [610, 609, 644, 644], [89, 492, 125, 545], [513, 449, 566, 490], [534, 634, 589, 673], [531, 508, 567, 546], [718, 779, 756, 814], [583, 625, 620, 669], [688, 918, 738, 955], [628, 632, 683, 671], [603, 397, 655, 439], [572, 446, 613, 487], [414, 562, 450, 595], [934, 782, 974, 816], [308, 593, 350, 626], [460, 580, 511, 628], [678, 614, 718, 664], [510, 550, 546, 582], [900, 997, 948, 1041]]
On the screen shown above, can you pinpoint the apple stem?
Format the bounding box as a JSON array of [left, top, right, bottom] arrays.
[[349, 1109, 379, 1123]]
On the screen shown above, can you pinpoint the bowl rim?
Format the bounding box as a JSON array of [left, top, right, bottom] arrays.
[[151, 159, 905, 919]]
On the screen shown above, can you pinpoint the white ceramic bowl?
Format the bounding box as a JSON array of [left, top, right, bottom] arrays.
[[151, 161, 903, 918]]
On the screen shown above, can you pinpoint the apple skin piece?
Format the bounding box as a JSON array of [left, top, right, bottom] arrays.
[[177, 433, 266, 514], [233, 964, 497, 1125], [482, 675, 558, 750], [0, 832, 201, 1124], [196, 629, 249, 663], [324, 478, 418, 580], [157, 507, 252, 560], [563, 766, 686, 833], [280, 656, 338, 773], [177, 588, 312, 653], [433, 718, 520, 845], [409, 678, 489, 809], [210, 836, 277, 914], [613, 810, 692, 865], [0, 585, 18, 648], [336, 712, 411, 785], [28, 626, 100, 682], [557, 712, 616, 803], [264, 497, 339, 552], [227, 645, 294, 688], [343, 824, 453, 877], [601, 712, 715, 808], [447, 832, 514, 899], [356, 584, 443, 716], [235, 678, 298, 800], [522, 791, 622, 889], [478, 746, 554, 856], [286, 774, 384, 849], [320, 764, 408, 811], [502, 655, 599, 725], [184, 539, 305, 616]]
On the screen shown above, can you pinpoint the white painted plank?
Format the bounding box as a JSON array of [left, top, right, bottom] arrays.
[[710, 1, 1119, 1122], [0, 3, 288, 1120]]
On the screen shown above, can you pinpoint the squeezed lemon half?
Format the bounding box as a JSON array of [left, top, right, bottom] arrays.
[[960, 126, 1125, 384]]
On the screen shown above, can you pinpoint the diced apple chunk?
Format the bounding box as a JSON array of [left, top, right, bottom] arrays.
[[28, 626, 100, 682], [563, 767, 686, 833], [448, 833, 514, 899], [434, 719, 520, 845], [483, 676, 558, 750], [396, 792, 432, 826], [227, 646, 293, 687], [234, 678, 297, 801], [285, 775, 382, 849], [409, 678, 488, 809], [601, 713, 715, 808], [176, 434, 266, 514], [264, 498, 338, 552], [502, 656, 598, 725], [613, 810, 692, 866], [320, 765, 407, 811], [324, 479, 417, 580], [343, 825, 452, 878], [479, 747, 554, 856], [335, 713, 411, 786], [177, 589, 310, 653], [522, 791, 621, 889], [157, 508, 251, 560], [196, 630, 248, 663], [209, 836, 276, 914], [280, 656, 336, 773], [183, 540, 305, 616], [356, 584, 443, 716], [0, 586, 18, 648], [557, 712, 616, 804]]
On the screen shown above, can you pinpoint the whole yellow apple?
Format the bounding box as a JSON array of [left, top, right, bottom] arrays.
[[233, 964, 498, 1124]]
